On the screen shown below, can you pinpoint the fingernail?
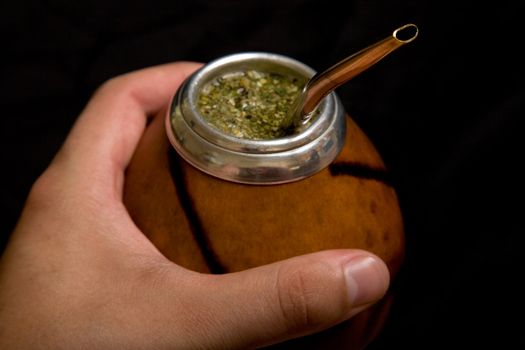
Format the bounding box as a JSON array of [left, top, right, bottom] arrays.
[[344, 254, 390, 307]]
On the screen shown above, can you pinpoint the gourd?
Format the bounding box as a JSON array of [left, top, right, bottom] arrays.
[[123, 24, 418, 345], [123, 107, 404, 349]]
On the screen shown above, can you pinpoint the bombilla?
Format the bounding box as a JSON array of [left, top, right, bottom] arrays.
[[286, 23, 418, 129]]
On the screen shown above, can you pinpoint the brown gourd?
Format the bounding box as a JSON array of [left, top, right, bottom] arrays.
[[123, 107, 404, 349]]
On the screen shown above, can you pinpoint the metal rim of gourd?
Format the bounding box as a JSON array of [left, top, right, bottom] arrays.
[[165, 52, 346, 185]]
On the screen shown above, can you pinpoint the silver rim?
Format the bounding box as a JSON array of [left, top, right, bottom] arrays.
[[166, 52, 346, 185]]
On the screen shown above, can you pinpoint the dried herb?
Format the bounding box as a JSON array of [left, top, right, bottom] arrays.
[[197, 70, 302, 140]]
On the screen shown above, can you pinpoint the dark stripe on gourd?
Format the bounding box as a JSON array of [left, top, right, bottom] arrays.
[[168, 149, 226, 274], [329, 162, 392, 186]]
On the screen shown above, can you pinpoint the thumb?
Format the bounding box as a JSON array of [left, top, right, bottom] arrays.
[[185, 249, 390, 349]]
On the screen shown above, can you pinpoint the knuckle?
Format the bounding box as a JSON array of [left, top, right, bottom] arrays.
[[97, 75, 124, 93], [91, 74, 131, 102], [26, 170, 62, 209], [25, 166, 89, 215], [276, 261, 340, 332]]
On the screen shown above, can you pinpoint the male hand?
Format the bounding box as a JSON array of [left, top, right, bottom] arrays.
[[0, 63, 389, 349]]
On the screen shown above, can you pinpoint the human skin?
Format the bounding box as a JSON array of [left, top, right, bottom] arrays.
[[0, 62, 389, 349]]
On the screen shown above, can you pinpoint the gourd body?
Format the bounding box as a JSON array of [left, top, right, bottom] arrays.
[[123, 112, 404, 349]]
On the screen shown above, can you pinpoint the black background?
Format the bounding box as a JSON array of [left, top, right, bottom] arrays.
[[1, 0, 524, 348]]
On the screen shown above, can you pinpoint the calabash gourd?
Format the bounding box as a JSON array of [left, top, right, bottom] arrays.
[[123, 106, 404, 349]]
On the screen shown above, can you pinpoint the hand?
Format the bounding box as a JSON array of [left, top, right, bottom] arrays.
[[0, 63, 390, 349]]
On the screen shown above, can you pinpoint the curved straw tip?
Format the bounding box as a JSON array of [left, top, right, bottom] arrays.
[[393, 23, 419, 43]]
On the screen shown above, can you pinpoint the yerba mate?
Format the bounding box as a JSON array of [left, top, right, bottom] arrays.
[[166, 52, 346, 185], [197, 70, 301, 140]]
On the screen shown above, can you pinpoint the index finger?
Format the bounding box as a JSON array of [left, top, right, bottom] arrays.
[[54, 62, 202, 197]]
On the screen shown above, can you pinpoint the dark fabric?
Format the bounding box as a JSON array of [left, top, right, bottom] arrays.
[[2, 0, 524, 347]]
